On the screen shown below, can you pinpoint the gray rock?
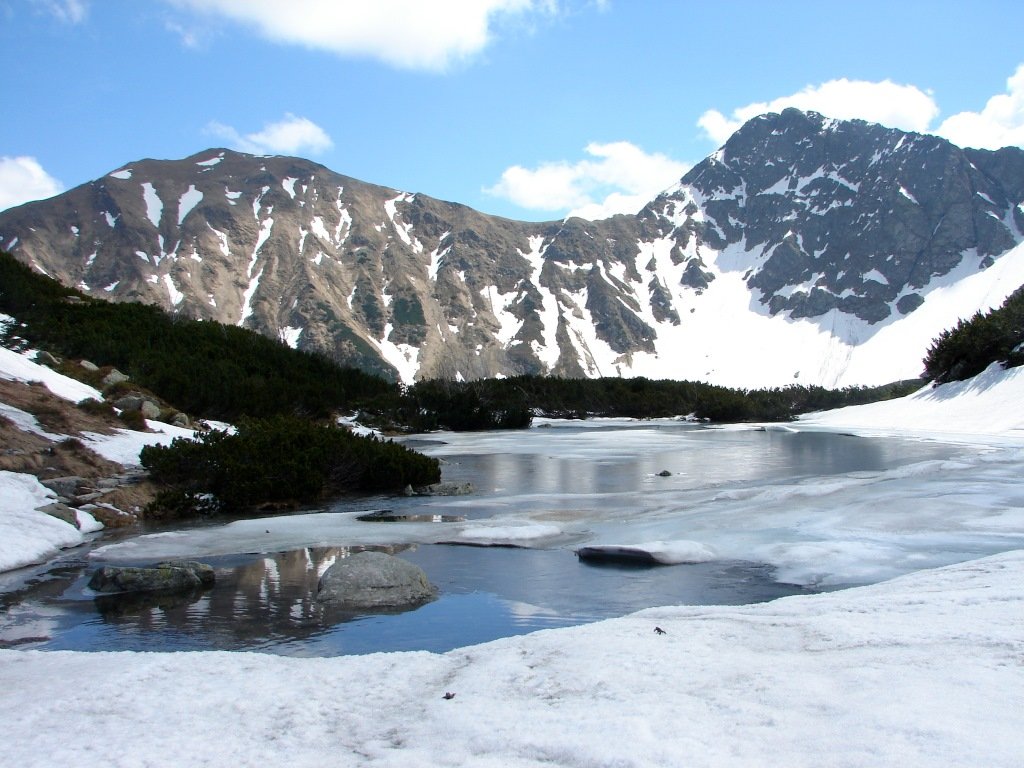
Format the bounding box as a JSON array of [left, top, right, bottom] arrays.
[[316, 551, 436, 609], [79, 359, 99, 372], [74, 491, 107, 504], [88, 560, 216, 594], [34, 350, 61, 367], [41, 475, 85, 498], [102, 369, 129, 388], [407, 482, 474, 497], [171, 412, 191, 428], [37, 502, 78, 527], [139, 400, 161, 420], [113, 395, 143, 412], [35, 352, 61, 370]]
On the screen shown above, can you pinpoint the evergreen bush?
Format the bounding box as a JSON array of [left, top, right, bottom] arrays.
[[140, 416, 440, 516]]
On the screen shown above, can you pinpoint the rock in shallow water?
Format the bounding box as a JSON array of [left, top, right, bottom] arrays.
[[316, 551, 436, 609], [88, 560, 215, 594]]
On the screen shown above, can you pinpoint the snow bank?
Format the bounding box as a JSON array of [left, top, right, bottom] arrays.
[[0, 344, 101, 402], [82, 419, 196, 466], [1, 550, 1021, 767], [799, 362, 1024, 441], [0, 471, 84, 571]]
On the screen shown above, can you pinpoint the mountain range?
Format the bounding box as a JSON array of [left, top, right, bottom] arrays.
[[2, 108, 1023, 388]]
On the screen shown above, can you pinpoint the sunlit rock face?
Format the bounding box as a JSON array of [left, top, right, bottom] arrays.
[[2, 110, 1022, 388]]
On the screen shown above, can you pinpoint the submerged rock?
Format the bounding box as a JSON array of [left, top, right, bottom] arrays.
[[88, 560, 215, 594], [316, 551, 436, 609], [404, 482, 474, 497], [356, 509, 465, 523]]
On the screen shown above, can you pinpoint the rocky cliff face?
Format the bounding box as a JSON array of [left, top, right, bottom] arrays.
[[2, 109, 1023, 388]]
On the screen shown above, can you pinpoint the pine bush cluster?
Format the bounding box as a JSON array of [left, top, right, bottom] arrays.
[[923, 285, 1024, 383]]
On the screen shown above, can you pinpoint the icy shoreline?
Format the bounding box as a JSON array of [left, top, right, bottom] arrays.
[[2, 549, 1022, 767]]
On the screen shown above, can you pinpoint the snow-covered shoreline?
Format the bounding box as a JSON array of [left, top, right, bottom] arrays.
[[2, 549, 1021, 767]]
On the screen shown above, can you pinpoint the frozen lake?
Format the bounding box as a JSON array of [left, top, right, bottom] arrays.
[[3, 420, 1022, 655]]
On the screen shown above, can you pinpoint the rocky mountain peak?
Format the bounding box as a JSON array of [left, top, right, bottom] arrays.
[[2, 112, 1023, 389]]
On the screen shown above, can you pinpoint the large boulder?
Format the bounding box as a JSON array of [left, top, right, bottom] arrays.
[[316, 551, 436, 609], [88, 560, 215, 594]]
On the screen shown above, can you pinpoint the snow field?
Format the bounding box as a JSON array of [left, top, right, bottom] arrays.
[[1, 550, 1021, 767]]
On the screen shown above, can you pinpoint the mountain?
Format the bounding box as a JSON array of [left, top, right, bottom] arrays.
[[2, 109, 1023, 388]]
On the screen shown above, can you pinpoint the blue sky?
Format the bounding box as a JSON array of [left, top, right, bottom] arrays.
[[2, 0, 1023, 220]]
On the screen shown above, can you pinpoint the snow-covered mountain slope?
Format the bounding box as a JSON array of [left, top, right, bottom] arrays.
[[1, 109, 1022, 387], [800, 360, 1024, 441]]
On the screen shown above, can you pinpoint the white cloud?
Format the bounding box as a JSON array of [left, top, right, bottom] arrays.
[[936, 64, 1024, 150], [165, 20, 203, 49], [33, 0, 87, 24], [486, 141, 689, 220], [698, 78, 940, 145], [166, 0, 541, 71], [205, 114, 334, 156], [0, 157, 64, 212]]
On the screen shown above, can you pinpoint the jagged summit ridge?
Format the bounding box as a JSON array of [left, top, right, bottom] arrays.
[[646, 109, 1023, 322], [1, 111, 1023, 389]]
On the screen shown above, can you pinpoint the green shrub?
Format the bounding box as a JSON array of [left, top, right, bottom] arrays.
[[119, 409, 147, 430], [77, 398, 114, 417], [140, 415, 440, 516], [0, 250, 397, 422], [923, 284, 1024, 383]]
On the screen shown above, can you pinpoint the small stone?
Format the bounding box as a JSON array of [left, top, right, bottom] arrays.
[[657, 470, 672, 477], [411, 482, 474, 497], [79, 360, 99, 372], [102, 369, 129, 388]]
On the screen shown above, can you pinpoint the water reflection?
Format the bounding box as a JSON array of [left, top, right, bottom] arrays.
[[434, 427, 905, 497], [2, 543, 811, 656]]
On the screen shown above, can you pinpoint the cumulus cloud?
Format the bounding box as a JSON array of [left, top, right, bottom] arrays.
[[936, 64, 1024, 150], [205, 114, 334, 156], [33, 0, 87, 24], [166, 0, 541, 71], [486, 141, 689, 220], [698, 78, 940, 145], [0, 157, 64, 212]]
